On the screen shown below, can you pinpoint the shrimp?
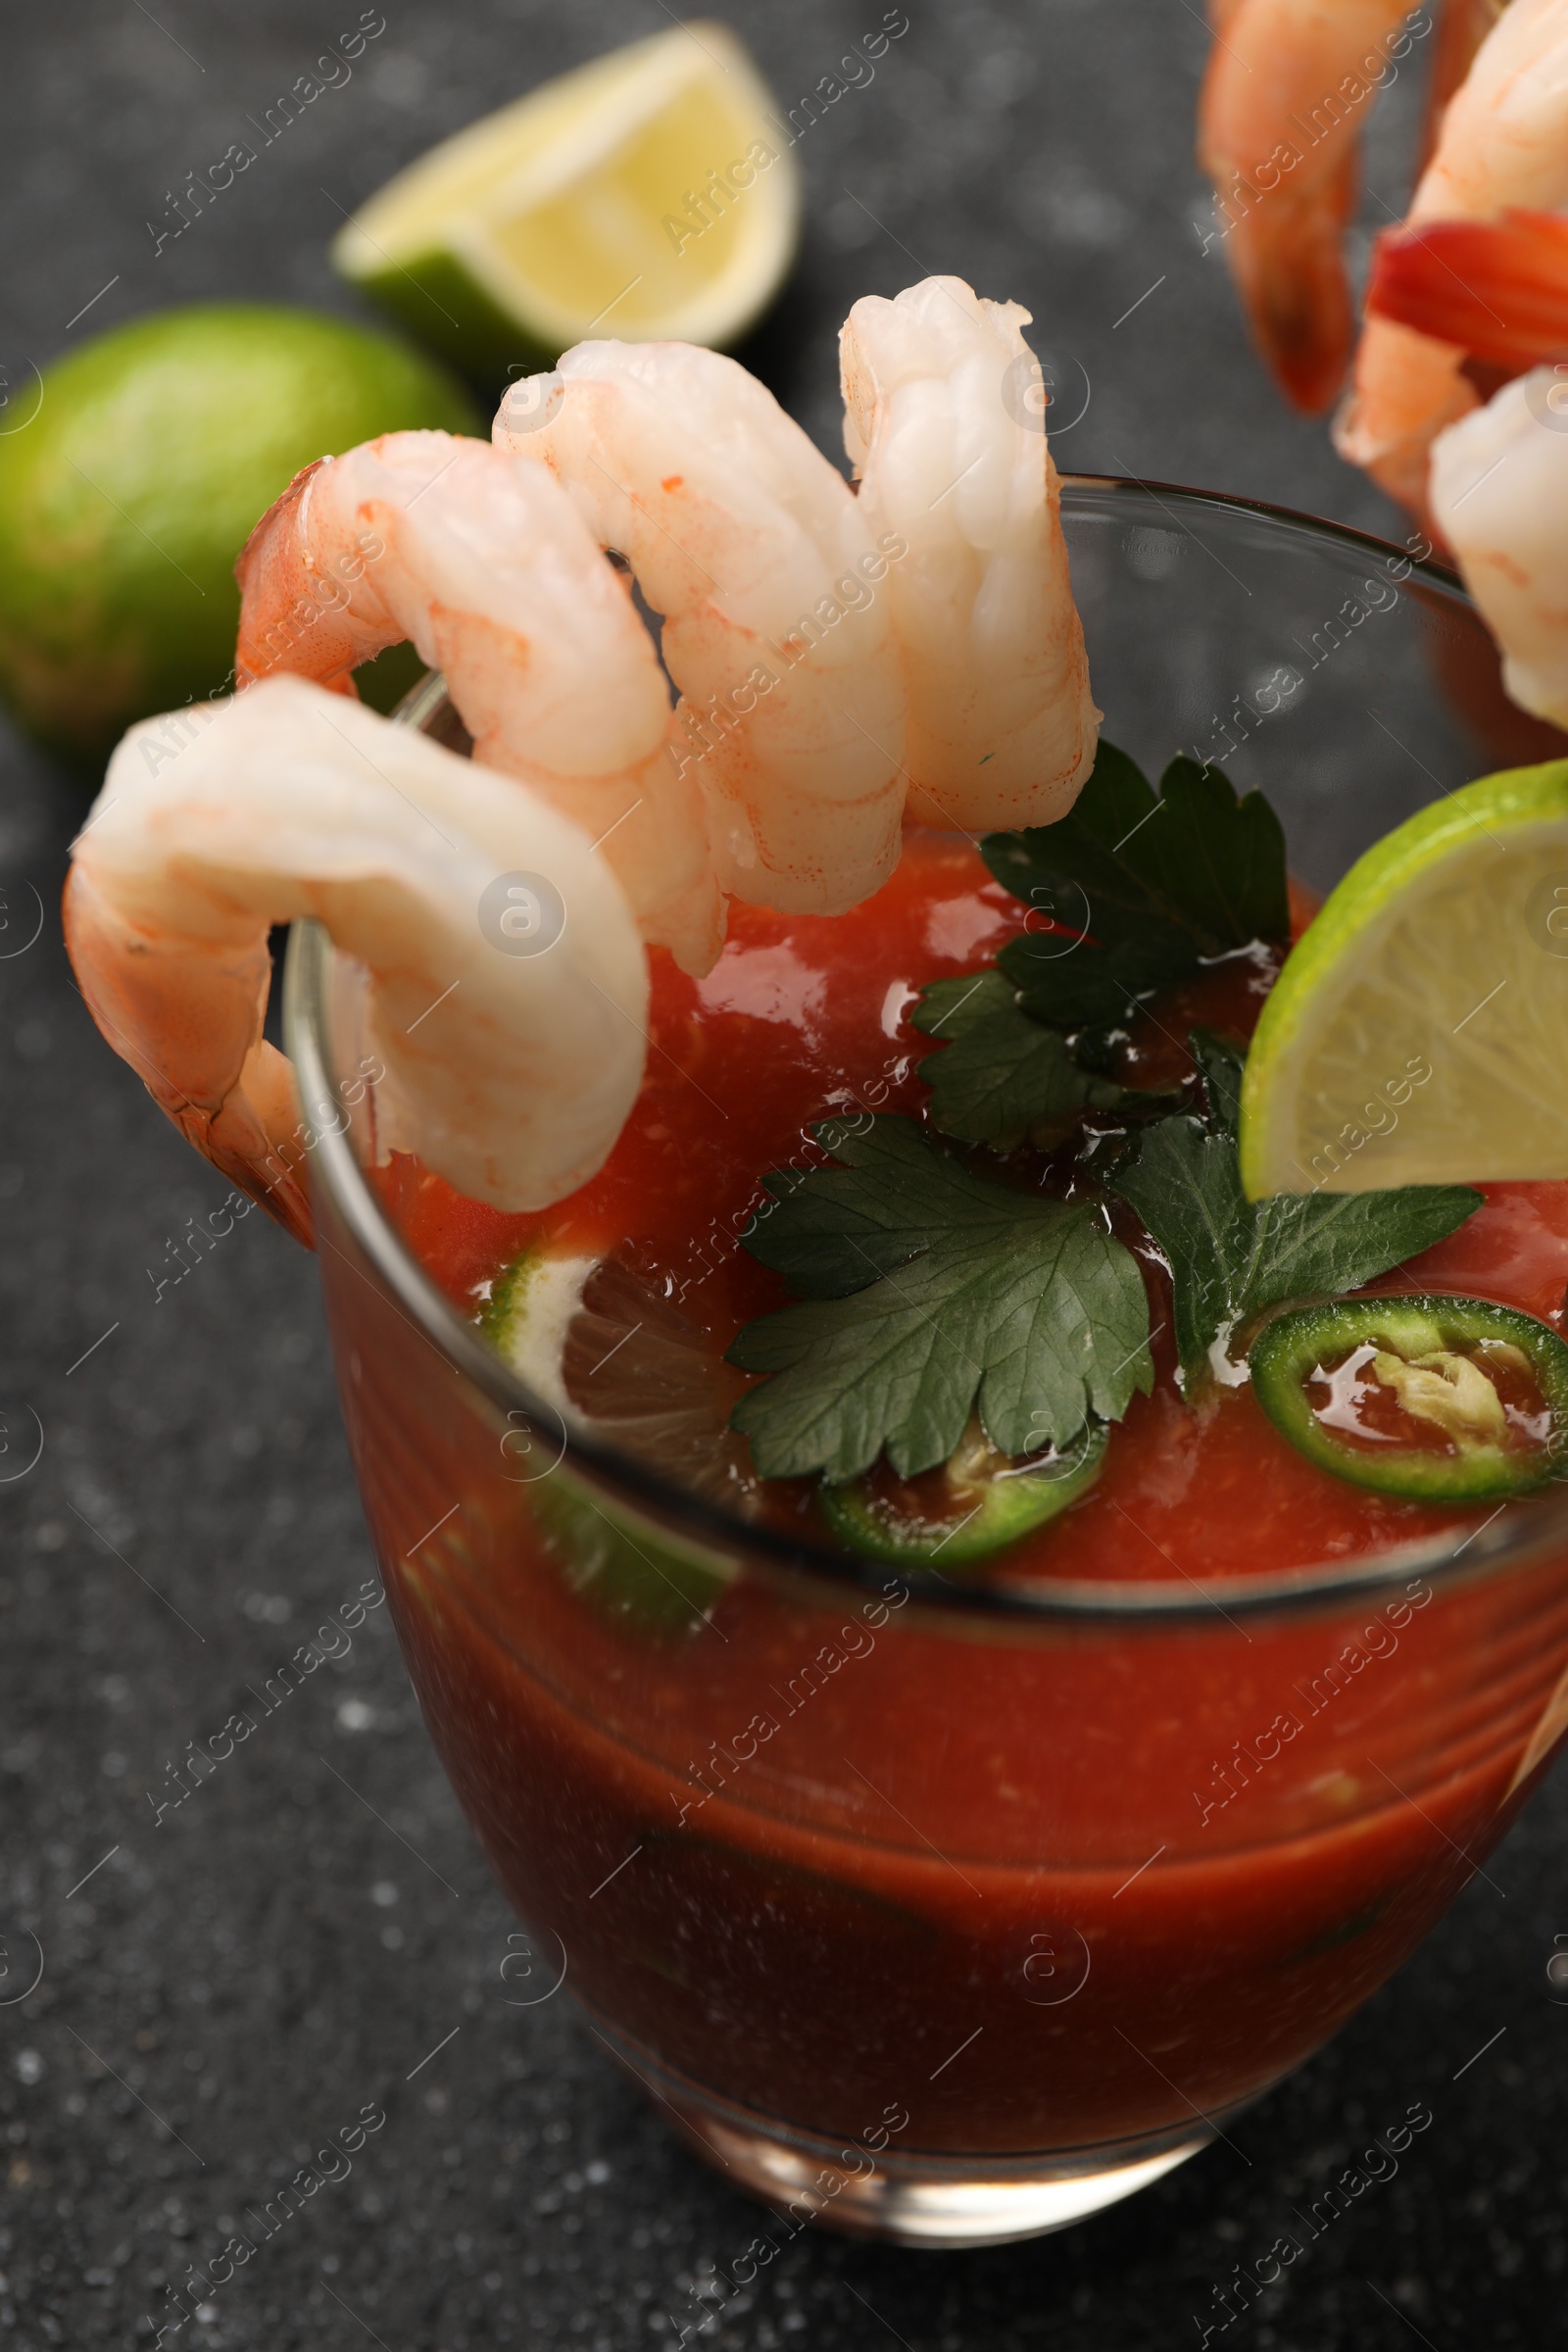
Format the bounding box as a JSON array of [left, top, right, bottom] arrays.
[[1336, 0, 1568, 516], [838, 275, 1099, 831], [64, 675, 648, 1246], [1367, 207, 1568, 370], [494, 340, 907, 918], [1198, 0, 1416, 414], [1429, 368, 1568, 728], [1421, 0, 1509, 170], [234, 429, 723, 976]]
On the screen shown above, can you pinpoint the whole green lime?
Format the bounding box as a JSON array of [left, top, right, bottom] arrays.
[[0, 304, 481, 766]]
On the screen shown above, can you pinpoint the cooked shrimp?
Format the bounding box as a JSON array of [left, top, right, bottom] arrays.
[[1199, 0, 1414, 413], [1337, 0, 1568, 516], [1429, 368, 1568, 728], [495, 341, 907, 918], [838, 275, 1099, 831], [1421, 0, 1509, 171], [234, 429, 722, 975], [1367, 208, 1568, 370], [64, 675, 648, 1245]]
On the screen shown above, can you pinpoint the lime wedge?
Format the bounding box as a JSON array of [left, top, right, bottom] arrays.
[[480, 1247, 757, 1634], [1240, 760, 1568, 1198], [482, 1248, 760, 1512], [330, 24, 799, 378]]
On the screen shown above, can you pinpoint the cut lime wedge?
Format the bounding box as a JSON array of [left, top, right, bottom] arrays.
[[330, 24, 800, 378], [1240, 760, 1568, 1198], [481, 1247, 757, 1634], [482, 1248, 760, 1512]]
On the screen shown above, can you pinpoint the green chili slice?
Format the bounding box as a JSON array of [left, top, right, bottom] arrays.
[[820, 1418, 1108, 1565], [1250, 1293, 1568, 1501]]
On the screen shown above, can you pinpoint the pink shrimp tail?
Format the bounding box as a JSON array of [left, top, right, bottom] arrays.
[[1198, 57, 1362, 416], [63, 864, 315, 1247], [1367, 211, 1568, 369], [1227, 146, 1360, 415], [233, 458, 364, 696], [1198, 0, 1418, 416]]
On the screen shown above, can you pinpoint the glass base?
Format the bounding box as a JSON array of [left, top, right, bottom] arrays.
[[594, 2024, 1216, 2247]]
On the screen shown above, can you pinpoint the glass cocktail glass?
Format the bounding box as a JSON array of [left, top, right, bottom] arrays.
[[284, 480, 1568, 2247]]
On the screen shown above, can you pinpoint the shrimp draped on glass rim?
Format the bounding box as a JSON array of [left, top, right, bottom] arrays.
[[64, 273, 1102, 1245], [63, 678, 650, 1247]]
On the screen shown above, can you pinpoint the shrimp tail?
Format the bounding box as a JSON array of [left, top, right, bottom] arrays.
[[62, 861, 314, 1245], [234, 458, 369, 695], [1198, 0, 1412, 416], [1367, 211, 1568, 368], [1218, 145, 1361, 414], [202, 1043, 314, 1245]]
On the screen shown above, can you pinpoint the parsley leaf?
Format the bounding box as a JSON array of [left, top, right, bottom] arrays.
[[911, 971, 1161, 1150], [911, 743, 1289, 1149], [987, 740, 1290, 1030], [727, 1117, 1153, 1481], [1109, 1032, 1482, 1382]]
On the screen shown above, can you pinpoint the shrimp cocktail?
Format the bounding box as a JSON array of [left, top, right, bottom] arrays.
[[66, 270, 1568, 2247]]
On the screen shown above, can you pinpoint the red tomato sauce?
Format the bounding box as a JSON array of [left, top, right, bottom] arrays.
[[338, 837, 1568, 2161], [378, 831, 1568, 1580]]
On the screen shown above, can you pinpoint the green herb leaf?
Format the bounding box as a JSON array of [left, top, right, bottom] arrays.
[[985, 741, 1290, 1030], [911, 971, 1161, 1150], [727, 1117, 1153, 1481], [1190, 1026, 1245, 1138], [909, 744, 1289, 1151], [1109, 1032, 1482, 1382]]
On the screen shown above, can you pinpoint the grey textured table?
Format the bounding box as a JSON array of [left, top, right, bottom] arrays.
[[1, 5, 1562, 2346]]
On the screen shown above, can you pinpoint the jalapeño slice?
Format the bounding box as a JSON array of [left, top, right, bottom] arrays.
[[1250, 1294, 1568, 1501], [820, 1418, 1108, 1566]]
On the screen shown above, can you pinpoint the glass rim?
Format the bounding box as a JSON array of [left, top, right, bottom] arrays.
[[282, 472, 1568, 1628]]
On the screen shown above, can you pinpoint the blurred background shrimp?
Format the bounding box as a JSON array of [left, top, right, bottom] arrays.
[[495, 338, 908, 919], [839, 275, 1099, 833], [1356, 198, 1568, 728], [1424, 0, 1510, 146], [1337, 0, 1568, 518], [63, 676, 649, 1244], [1199, 0, 1568, 534], [1367, 203, 1568, 374], [1428, 365, 1568, 727], [1198, 0, 1419, 416], [234, 428, 722, 974]]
